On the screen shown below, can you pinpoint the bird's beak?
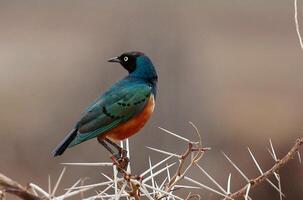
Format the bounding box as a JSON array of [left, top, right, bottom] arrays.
[[107, 56, 121, 63]]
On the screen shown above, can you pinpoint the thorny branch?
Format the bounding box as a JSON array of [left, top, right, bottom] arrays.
[[159, 123, 210, 199], [224, 137, 303, 200], [0, 173, 41, 200], [0, 130, 302, 200], [294, 0, 303, 50]]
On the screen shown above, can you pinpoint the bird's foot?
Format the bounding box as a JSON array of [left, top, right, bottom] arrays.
[[110, 154, 143, 182], [123, 173, 143, 182], [110, 152, 129, 173], [120, 149, 128, 158], [112, 149, 128, 160]]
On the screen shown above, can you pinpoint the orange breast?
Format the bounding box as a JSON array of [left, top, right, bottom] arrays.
[[99, 95, 155, 141]]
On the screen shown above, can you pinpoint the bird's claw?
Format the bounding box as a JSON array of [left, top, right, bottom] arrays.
[[109, 151, 143, 182], [113, 153, 121, 160], [123, 173, 143, 181], [112, 149, 128, 160], [110, 150, 129, 173], [120, 149, 128, 158]]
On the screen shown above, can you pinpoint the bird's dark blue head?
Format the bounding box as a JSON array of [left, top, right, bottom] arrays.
[[108, 51, 158, 82]]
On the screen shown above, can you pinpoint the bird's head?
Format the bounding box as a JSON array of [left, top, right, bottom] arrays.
[[108, 51, 157, 81], [108, 51, 144, 73]]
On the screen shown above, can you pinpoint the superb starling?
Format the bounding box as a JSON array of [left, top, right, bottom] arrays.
[[53, 52, 158, 157]]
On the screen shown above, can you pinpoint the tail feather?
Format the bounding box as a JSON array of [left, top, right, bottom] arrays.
[[53, 129, 78, 157]]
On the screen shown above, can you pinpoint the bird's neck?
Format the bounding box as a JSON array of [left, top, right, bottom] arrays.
[[127, 71, 158, 97], [127, 73, 158, 88], [128, 56, 158, 85]]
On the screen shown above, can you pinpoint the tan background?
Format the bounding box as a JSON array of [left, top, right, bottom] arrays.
[[0, 0, 302, 199]]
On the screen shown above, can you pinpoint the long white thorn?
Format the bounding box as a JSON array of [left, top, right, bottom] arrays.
[[52, 167, 66, 196], [83, 184, 113, 200], [174, 185, 201, 189], [60, 178, 82, 197], [139, 186, 154, 200], [88, 193, 131, 199], [100, 173, 113, 181], [267, 148, 276, 161], [143, 163, 176, 183], [188, 121, 202, 145], [141, 182, 183, 200], [110, 182, 131, 197], [126, 139, 131, 173], [247, 147, 284, 197], [31, 187, 39, 196], [155, 180, 159, 190], [166, 164, 171, 183], [29, 183, 50, 198], [184, 176, 231, 199], [196, 163, 227, 194], [222, 152, 250, 182], [245, 183, 251, 200], [227, 173, 231, 194], [61, 162, 112, 167], [68, 180, 116, 190], [166, 165, 175, 200], [274, 172, 283, 200], [57, 186, 93, 200], [48, 175, 51, 195], [297, 151, 302, 164], [146, 146, 181, 158], [141, 155, 173, 177], [158, 127, 192, 143], [116, 181, 127, 200], [269, 139, 278, 160], [247, 147, 263, 174], [148, 157, 156, 197], [159, 177, 168, 190], [267, 179, 285, 197], [113, 165, 118, 200], [182, 161, 194, 176], [294, 0, 303, 50]]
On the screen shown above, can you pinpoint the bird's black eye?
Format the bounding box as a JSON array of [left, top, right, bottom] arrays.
[[123, 56, 129, 62]]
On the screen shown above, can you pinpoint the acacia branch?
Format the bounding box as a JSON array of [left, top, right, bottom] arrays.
[[157, 124, 210, 199], [294, 0, 303, 50], [224, 137, 303, 200], [165, 143, 208, 191], [0, 173, 41, 200]]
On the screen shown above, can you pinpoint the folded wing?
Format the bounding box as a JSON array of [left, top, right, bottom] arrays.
[[68, 83, 152, 147]]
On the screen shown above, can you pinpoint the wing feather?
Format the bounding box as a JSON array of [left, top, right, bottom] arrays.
[[68, 83, 151, 147]]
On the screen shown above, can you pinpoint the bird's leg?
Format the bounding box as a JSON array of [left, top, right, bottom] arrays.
[[99, 140, 139, 180], [104, 138, 127, 158], [98, 139, 116, 156], [103, 138, 129, 172]]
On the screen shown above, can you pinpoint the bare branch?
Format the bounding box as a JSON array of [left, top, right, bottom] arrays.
[[0, 173, 41, 200], [294, 0, 303, 50], [225, 137, 303, 200], [2, 127, 301, 200]]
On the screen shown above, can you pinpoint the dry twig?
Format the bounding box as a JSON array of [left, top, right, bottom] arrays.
[[0, 173, 41, 200], [1, 128, 302, 200], [224, 137, 303, 200], [152, 123, 210, 199], [294, 0, 303, 50]]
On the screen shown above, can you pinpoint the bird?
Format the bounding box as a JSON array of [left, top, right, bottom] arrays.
[[53, 51, 158, 158]]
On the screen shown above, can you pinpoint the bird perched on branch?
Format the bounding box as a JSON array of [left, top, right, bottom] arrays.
[[53, 51, 158, 159]]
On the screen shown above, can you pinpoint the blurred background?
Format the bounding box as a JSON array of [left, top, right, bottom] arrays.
[[0, 0, 302, 199]]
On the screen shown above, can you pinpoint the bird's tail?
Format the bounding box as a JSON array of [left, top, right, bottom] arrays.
[[53, 129, 78, 157]]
